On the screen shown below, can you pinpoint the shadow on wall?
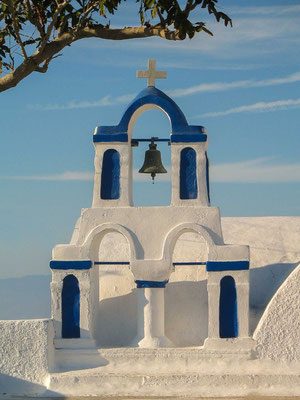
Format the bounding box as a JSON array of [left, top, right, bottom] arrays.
[[93, 280, 208, 348], [165, 281, 208, 347], [94, 289, 138, 347], [249, 262, 299, 334], [0, 373, 46, 396]]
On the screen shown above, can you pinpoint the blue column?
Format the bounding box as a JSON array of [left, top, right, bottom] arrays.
[[180, 147, 198, 199], [62, 274, 80, 338], [219, 276, 238, 338], [101, 149, 120, 199]]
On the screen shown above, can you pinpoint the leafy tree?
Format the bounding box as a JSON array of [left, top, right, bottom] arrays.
[[0, 0, 231, 92]]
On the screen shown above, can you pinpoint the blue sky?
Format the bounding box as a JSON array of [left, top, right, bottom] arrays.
[[0, 0, 300, 278]]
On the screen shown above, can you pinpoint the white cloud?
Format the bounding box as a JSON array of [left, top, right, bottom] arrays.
[[210, 158, 300, 183], [168, 71, 300, 98], [2, 170, 171, 182], [4, 159, 300, 184], [29, 71, 300, 111], [89, 15, 300, 56], [4, 171, 94, 181], [199, 98, 300, 118], [29, 93, 135, 111], [229, 5, 300, 16]]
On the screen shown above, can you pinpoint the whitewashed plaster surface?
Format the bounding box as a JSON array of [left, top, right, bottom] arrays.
[[0, 217, 300, 397], [88, 216, 300, 347], [0, 319, 54, 395], [254, 262, 300, 362]]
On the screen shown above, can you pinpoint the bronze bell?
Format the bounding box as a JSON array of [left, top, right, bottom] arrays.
[[139, 138, 167, 183]]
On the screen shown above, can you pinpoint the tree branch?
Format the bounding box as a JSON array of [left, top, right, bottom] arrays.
[[75, 0, 98, 32], [0, 24, 182, 92], [6, 0, 28, 60], [156, 7, 165, 26], [39, 0, 73, 53], [76, 24, 182, 41], [25, 0, 44, 38], [185, 0, 200, 16]]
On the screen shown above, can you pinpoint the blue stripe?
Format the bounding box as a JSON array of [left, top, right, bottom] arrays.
[[171, 134, 207, 143], [135, 280, 169, 288], [93, 133, 128, 143], [50, 260, 92, 270], [206, 260, 249, 271]]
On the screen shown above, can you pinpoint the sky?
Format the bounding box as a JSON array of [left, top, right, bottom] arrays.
[[0, 0, 300, 279]]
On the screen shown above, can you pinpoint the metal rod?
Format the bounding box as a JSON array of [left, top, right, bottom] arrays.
[[94, 261, 130, 265], [173, 262, 206, 266], [132, 138, 170, 142], [131, 137, 170, 147], [94, 261, 206, 266]]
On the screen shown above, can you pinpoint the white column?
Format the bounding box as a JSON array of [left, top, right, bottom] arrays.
[[197, 150, 209, 206], [79, 283, 91, 339], [207, 283, 220, 338], [50, 280, 63, 338], [236, 283, 250, 337], [132, 287, 173, 348]]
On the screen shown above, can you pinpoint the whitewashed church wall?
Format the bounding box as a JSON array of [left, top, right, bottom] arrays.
[[94, 234, 209, 347], [94, 263, 210, 347], [254, 263, 300, 363], [72, 206, 223, 260], [0, 319, 53, 395], [92, 142, 132, 208], [170, 142, 208, 207]]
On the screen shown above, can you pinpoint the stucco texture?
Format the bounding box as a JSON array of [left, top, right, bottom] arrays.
[[0, 319, 53, 395], [254, 263, 300, 362]]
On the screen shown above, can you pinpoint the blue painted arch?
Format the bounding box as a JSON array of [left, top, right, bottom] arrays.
[[93, 87, 207, 143]]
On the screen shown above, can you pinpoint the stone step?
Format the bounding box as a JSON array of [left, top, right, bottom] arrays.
[[54, 346, 254, 371], [48, 369, 300, 398]]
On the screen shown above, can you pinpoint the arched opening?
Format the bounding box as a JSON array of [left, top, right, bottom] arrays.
[[94, 231, 136, 347], [132, 109, 171, 206], [101, 149, 120, 199], [165, 229, 209, 346], [180, 147, 197, 199], [62, 274, 80, 338], [219, 276, 238, 338]]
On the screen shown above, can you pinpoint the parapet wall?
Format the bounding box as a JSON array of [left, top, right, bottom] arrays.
[[254, 263, 300, 362], [0, 319, 53, 395]]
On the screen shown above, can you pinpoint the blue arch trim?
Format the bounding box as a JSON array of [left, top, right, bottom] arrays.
[[101, 149, 120, 199], [180, 147, 198, 199], [62, 274, 80, 338], [219, 276, 238, 338], [50, 260, 92, 270], [135, 280, 168, 288], [206, 261, 249, 272], [93, 87, 207, 143]]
